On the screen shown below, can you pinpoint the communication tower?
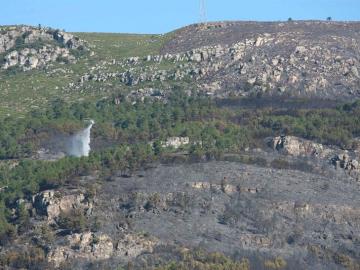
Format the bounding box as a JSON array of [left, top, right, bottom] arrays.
[[199, 0, 207, 24]]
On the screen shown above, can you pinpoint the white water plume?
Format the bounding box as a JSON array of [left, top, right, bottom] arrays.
[[66, 120, 94, 157]]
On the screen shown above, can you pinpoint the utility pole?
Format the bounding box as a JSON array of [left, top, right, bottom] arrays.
[[199, 0, 207, 24]]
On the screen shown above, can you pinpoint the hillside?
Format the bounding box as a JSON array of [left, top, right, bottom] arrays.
[[1, 22, 360, 270], [162, 21, 360, 98], [1, 21, 360, 116]]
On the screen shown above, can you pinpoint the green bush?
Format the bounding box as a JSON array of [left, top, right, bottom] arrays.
[[57, 209, 87, 233], [264, 257, 287, 269]]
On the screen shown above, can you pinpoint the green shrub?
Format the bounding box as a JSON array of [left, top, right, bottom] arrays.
[[57, 209, 87, 233], [264, 257, 287, 269]]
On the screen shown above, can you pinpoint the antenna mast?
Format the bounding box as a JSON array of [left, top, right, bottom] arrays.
[[199, 0, 207, 24]]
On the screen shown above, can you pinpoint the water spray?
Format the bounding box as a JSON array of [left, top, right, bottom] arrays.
[[66, 119, 95, 157]]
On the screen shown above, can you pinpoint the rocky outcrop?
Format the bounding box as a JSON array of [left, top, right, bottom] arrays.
[[47, 232, 113, 267], [114, 233, 157, 258], [127, 88, 167, 102], [268, 135, 360, 177], [47, 232, 157, 267], [191, 181, 259, 195], [32, 190, 92, 222], [0, 26, 86, 71], [268, 135, 330, 157], [162, 137, 190, 149], [2, 46, 76, 71], [239, 234, 272, 248], [331, 153, 359, 172], [70, 22, 360, 100], [0, 26, 84, 52]]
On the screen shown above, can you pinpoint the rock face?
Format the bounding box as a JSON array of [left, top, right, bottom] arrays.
[[29, 188, 158, 268], [268, 135, 329, 157], [268, 135, 360, 177], [0, 26, 86, 71], [47, 232, 157, 267], [2, 46, 76, 71], [47, 232, 114, 267], [32, 190, 92, 222]]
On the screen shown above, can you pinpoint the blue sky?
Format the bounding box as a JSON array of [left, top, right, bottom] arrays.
[[1, 0, 359, 33]]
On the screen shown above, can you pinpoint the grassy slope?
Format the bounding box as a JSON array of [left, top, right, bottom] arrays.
[[75, 32, 169, 59], [0, 32, 171, 118]]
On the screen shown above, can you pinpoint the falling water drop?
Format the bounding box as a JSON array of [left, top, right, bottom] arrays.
[[66, 120, 95, 157]]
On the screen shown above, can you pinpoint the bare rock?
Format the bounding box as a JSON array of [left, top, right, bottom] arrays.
[[295, 45, 307, 54], [47, 232, 114, 267], [331, 153, 359, 172], [161, 137, 190, 149], [0, 26, 86, 71], [32, 190, 92, 222], [115, 233, 157, 258], [269, 135, 328, 157]]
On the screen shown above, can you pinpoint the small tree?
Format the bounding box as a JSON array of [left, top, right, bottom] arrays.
[[152, 140, 163, 156], [327, 17, 332, 21], [288, 17, 293, 22], [16, 203, 31, 234]]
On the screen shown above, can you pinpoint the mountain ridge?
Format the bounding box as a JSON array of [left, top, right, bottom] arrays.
[[0, 21, 360, 116]]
